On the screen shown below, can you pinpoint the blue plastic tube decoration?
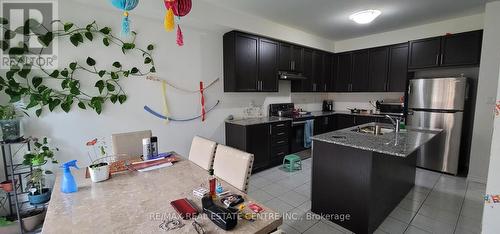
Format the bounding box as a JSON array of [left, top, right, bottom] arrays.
[[109, 0, 140, 36]]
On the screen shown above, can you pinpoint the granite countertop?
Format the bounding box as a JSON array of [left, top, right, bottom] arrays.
[[311, 110, 404, 118], [311, 123, 442, 157], [225, 116, 292, 126]]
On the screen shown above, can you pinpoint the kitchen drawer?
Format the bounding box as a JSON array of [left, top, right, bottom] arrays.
[[271, 145, 289, 161], [271, 137, 289, 147], [271, 122, 290, 134]]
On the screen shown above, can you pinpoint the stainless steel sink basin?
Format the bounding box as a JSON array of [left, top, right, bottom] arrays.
[[352, 125, 394, 135]]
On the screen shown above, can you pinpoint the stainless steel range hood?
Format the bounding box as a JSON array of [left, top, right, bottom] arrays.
[[278, 71, 307, 80]]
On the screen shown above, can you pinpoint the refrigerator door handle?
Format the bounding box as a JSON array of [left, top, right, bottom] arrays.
[[408, 84, 411, 94]]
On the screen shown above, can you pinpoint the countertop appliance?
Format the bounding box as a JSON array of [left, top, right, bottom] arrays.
[[322, 100, 333, 111], [406, 77, 468, 175], [377, 102, 404, 114], [269, 103, 314, 153]]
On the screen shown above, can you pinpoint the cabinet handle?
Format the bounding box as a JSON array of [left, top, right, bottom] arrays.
[[440, 53, 444, 64], [435, 54, 439, 65], [276, 123, 285, 127], [277, 132, 285, 136], [269, 125, 272, 135], [408, 84, 412, 94], [277, 152, 285, 156], [291, 61, 295, 70], [277, 140, 286, 144]]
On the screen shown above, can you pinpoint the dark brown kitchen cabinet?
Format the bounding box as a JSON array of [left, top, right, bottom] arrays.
[[223, 31, 278, 92], [323, 53, 335, 92], [387, 43, 409, 92], [336, 114, 355, 130], [408, 37, 441, 69], [299, 48, 314, 92], [314, 115, 336, 135], [408, 30, 482, 69], [335, 53, 352, 92], [225, 120, 291, 172], [441, 30, 482, 66], [368, 47, 389, 92], [259, 38, 279, 92], [312, 50, 324, 92], [351, 50, 370, 92], [279, 43, 303, 72]]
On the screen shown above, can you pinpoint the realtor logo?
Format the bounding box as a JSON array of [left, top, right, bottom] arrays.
[[1, 0, 58, 69]]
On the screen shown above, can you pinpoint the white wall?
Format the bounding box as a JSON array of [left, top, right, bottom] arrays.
[[334, 14, 484, 52], [0, 0, 342, 171], [481, 1, 500, 231], [468, 1, 500, 185]]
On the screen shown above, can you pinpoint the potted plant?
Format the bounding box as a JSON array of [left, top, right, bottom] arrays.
[[86, 138, 110, 183], [0, 104, 23, 142], [23, 137, 58, 205]]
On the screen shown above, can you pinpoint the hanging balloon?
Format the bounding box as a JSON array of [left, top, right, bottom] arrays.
[[109, 0, 140, 36], [164, 0, 192, 17]]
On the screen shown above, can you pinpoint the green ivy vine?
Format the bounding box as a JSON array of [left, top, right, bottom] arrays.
[[0, 18, 156, 115]]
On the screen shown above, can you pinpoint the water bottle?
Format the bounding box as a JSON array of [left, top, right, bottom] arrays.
[[61, 160, 79, 193]]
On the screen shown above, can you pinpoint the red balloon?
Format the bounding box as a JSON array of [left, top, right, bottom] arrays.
[[164, 0, 192, 17]]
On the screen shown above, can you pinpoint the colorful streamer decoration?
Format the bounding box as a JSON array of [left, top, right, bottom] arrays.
[[109, 0, 140, 36], [163, 0, 192, 46], [144, 101, 220, 122], [200, 81, 206, 121]]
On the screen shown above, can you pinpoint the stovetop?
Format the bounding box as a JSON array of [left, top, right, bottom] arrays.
[[268, 103, 315, 122]]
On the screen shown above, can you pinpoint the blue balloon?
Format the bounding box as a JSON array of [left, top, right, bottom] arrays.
[[109, 0, 139, 11]]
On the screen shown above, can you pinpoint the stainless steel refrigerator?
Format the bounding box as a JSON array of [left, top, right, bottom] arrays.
[[407, 77, 467, 175]]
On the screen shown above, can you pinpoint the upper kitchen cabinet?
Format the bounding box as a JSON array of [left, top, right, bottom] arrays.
[[223, 31, 278, 92], [334, 52, 352, 92], [279, 43, 303, 72], [368, 47, 389, 92], [259, 38, 279, 92], [387, 43, 409, 92], [312, 50, 324, 92], [323, 53, 335, 92], [408, 30, 482, 69], [440, 30, 482, 66], [296, 48, 314, 92], [351, 50, 370, 92], [408, 37, 441, 69]]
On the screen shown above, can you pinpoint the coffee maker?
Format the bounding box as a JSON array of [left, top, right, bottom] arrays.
[[322, 100, 334, 111]]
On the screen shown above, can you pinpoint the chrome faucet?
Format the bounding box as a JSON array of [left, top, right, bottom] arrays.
[[385, 115, 401, 133]]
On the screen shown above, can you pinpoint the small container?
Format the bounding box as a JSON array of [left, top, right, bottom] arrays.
[[208, 169, 216, 199]]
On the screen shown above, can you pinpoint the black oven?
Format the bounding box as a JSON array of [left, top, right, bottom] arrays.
[[291, 120, 309, 153]]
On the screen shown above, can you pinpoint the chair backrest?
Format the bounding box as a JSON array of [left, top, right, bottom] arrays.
[[213, 145, 254, 193], [112, 130, 152, 157], [188, 136, 217, 170]]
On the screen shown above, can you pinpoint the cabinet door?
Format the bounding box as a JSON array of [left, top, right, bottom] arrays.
[[292, 46, 303, 72], [441, 30, 482, 66], [247, 124, 270, 171], [335, 53, 351, 92], [312, 50, 324, 92], [336, 115, 355, 130], [355, 116, 375, 125], [368, 47, 389, 92], [301, 49, 314, 92], [323, 53, 334, 92], [232, 33, 259, 91], [408, 37, 441, 69], [279, 43, 292, 71], [259, 38, 279, 92], [351, 50, 370, 92], [387, 44, 409, 92]]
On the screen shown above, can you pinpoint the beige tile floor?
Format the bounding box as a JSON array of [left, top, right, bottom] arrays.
[[249, 156, 485, 234]]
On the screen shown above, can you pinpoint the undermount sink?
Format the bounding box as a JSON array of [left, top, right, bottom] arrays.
[[352, 125, 394, 135]]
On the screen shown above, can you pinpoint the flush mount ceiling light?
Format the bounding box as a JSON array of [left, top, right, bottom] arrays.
[[349, 10, 381, 24]]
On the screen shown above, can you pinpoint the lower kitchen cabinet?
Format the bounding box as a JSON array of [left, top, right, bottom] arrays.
[[336, 114, 380, 130], [225, 121, 291, 172], [314, 115, 336, 135]]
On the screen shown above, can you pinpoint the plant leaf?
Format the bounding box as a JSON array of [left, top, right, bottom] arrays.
[[110, 95, 118, 104], [130, 67, 139, 74], [35, 109, 42, 117], [49, 70, 59, 78], [99, 27, 111, 35], [8, 47, 24, 55], [118, 95, 127, 104], [4, 30, 16, 40], [78, 101, 86, 110], [98, 70, 106, 77], [112, 61, 121, 68], [32, 76, 43, 88], [64, 23, 74, 32], [110, 72, 119, 80], [48, 99, 61, 111], [150, 67, 156, 73], [144, 57, 152, 64], [147, 44, 154, 50], [1, 40, 8, 51], [106, 82, 115, 92], [0, 17, 8, 25], [61, 79, 69, 89], [103, 37, 109, 46], [69, 62, 77, 70], [60, 69, 69, 77], [84, 32, 93, 41], [86, 57, 96, 66], [94, 80, 105, 94]]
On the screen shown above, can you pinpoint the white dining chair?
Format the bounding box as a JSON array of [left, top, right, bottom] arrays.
[[213, 145, 254, 193], [112, 130, 152, 157], [188, 136, 217, 170]]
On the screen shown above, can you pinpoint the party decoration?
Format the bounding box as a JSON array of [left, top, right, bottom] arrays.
[[109, 0, 140, 36], [199, 81, 206, 121], [144, 101, 220, 122], [164, 7, 175, 32], [163, 0, 192, 46]]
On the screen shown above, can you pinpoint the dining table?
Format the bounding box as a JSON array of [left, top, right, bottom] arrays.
[[42, 155, 282, 233]]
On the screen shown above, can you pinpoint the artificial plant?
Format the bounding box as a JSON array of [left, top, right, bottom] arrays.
[[0, 17, 156, 115]]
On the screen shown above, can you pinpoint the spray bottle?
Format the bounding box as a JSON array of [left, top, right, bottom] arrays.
[[61, 160, 79, 193]]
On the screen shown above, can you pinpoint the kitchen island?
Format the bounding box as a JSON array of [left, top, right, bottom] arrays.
[[310, 123, 441, 234]]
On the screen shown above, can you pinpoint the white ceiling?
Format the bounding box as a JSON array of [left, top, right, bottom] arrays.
[[204, 0, 486, 41]]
